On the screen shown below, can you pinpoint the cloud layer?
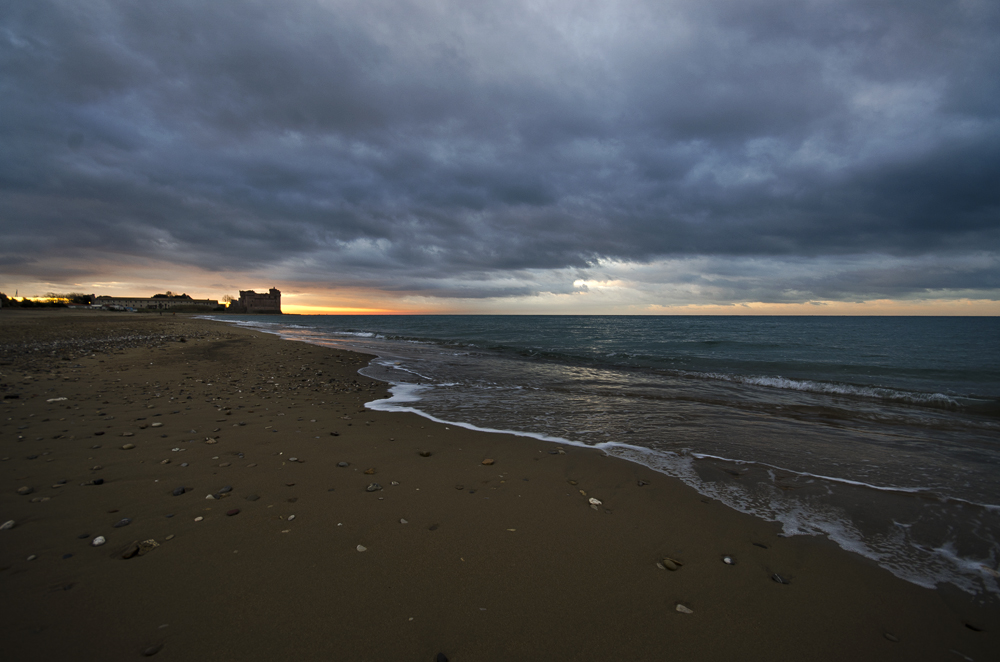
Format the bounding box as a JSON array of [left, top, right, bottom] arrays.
[[2, 0, 999, 306]]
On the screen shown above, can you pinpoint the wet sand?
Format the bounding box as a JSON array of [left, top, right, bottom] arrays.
[[1, 309, 996, 661]]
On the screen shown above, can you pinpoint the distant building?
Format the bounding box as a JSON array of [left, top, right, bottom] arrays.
[[95, 294, 220, 310], [229, 288, 282, 314]]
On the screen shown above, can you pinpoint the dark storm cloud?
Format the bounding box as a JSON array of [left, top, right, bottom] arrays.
[[1, 0, 998, 302]]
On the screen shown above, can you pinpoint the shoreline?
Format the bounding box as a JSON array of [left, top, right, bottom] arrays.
[[2, 310, 996, 661]]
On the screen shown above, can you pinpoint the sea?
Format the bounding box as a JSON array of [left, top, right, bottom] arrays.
[[207, 315, 1000, 598]]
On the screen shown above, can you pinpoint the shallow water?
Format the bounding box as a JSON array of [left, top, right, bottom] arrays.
[[210, 315, 1000, 597]]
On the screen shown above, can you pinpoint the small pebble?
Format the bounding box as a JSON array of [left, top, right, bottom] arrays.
[[419, 451, 432, 457], [121, 443, 135, 450], [226, 509, 240, 516], [337, 462, 349, 467], [218, 462, 230, 467], [288, 457, 298, 462], [16, 486, 34, 495], [206, 494, 216, 500], [455, 485, 464, 490], [218, 486, 232, 494], [364, 468, 376, 475], [400, 519, 408, 524], [91, 536, 106, 546], [287, 515, 296, 521], [675, 604, 694, 614], [172, 487, 186, 496], [723, 556, 735, 565], [588, 497, 602, 506], [91, 478, 104, 485], [113, 518, 131, 528], [366, 483, 383, 492], [883, 632, 899, 642], [194, 516, 203, 522], [1, 520, 14, 530], [26, 554, 37, 561], [165, 534, 175, 541], [141, 644, 163, 656], [481, 459, 495, 465], [356, 545, 367, 552], [151, 422, 163, 428], [662, 558, 679, 571]]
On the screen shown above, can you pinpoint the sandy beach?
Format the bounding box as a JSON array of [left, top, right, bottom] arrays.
[[1, 310, 996, 661]]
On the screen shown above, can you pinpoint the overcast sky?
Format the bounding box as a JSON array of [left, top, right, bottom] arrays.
[[2, 0, 998, 313]]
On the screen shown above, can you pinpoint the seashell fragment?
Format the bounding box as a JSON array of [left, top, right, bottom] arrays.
[[588, 497, 602, 506], [1, 520, 14, 530], [675, 604, 694, 614], [481, 459, 494, 465], [662, 558, 679, 571], [771, 573, 789, 584]]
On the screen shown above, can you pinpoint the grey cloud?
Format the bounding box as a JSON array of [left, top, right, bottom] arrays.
[[1, 0, 998, 303]]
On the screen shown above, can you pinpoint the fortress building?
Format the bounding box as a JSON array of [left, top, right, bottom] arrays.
[[95, 293, 219, 311], [231, 288, 282, 314]]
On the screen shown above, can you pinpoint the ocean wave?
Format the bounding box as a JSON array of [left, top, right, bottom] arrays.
[[688, 371, 966, 409]]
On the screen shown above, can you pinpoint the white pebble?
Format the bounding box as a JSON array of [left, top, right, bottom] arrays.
[[588, 497, 602, 506], [287, 515, 296, 521], [289, 457, 298, 462], [91, 536, 106, 546], [400, 519, 408, 524], [194, 516, 204, 522], [356, 545, 367, 552], [206, 494, 216, 500], [675, 604, 694, 614]]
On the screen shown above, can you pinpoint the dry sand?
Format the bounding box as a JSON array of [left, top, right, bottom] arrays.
[[1, 309, 996, 661]]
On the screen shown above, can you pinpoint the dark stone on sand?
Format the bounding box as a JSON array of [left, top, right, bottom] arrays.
[[122, 541, 140, 559], [337, 462, 349, 467], [91, 478, 105, 485], [62, 553, 73, 559], [330, 431, 339, 436], [218, 486, 232, 494], [246, 494, 260, 501], [77, 533, 89, 539], [226, 509, 240, 516], [94, 431, 104, 436], [366, 483, 383, 492], [141, 644, 163, 656], [436, 653, 449, 662], [419, 451, 432, 457], [455, 485, 464, 490], [113, 518, 132, 528], [637, 480, 649, 486], [172, 487, 186, 496]]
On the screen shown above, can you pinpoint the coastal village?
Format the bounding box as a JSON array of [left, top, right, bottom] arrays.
[[0, 288, 281, 314]]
